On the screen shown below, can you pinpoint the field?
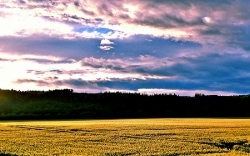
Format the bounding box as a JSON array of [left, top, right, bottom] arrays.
[[0, 119, 250, 156]]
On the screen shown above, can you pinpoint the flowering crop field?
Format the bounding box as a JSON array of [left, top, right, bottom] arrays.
[[0, 118, 250, 156]]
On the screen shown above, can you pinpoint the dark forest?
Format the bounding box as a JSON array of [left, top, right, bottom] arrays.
[[0, 89, 249, 120]]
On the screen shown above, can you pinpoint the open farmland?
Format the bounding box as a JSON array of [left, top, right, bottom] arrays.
[[0, 119, 250, 156]]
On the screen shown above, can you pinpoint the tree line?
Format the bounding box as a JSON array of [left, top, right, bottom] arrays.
[[0, 89, 249, 119]]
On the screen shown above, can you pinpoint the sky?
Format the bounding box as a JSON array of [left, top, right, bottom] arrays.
[[0, 0, 250, 96]]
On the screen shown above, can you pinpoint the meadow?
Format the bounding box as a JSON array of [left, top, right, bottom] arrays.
[[0, 118, 250, 156]]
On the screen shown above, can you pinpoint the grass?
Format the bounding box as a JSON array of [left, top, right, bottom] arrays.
[[0, 118, 250, 155]]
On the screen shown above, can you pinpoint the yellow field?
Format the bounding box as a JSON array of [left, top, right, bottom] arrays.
[[0, 118, 250, 156]]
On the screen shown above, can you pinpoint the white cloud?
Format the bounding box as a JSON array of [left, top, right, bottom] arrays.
[[99, 45, 113, 51], [202, 17, 212, 24], [99, 39, 114, 50], [100, 39, 114, 45]]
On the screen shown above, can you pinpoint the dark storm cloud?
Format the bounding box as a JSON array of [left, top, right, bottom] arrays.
[[79, 50, 250, 94], [13, 49, 250, 94], [58, 79, 91, 87], [0, 58, 13, 61], [23, 57, 76, 64], [15, 79, 50, 86], [81, 57, 124, 71], [15, 78, 103, 91], [15, 73, 250, 94], [26, 69, 63, 75], [19, 0, 26, 4]]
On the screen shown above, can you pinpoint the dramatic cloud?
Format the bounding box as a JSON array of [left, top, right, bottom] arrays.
[[0, 0, 250, 95]]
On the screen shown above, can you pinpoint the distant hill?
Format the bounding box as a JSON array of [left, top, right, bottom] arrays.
[[0, 89, 249, 119]]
